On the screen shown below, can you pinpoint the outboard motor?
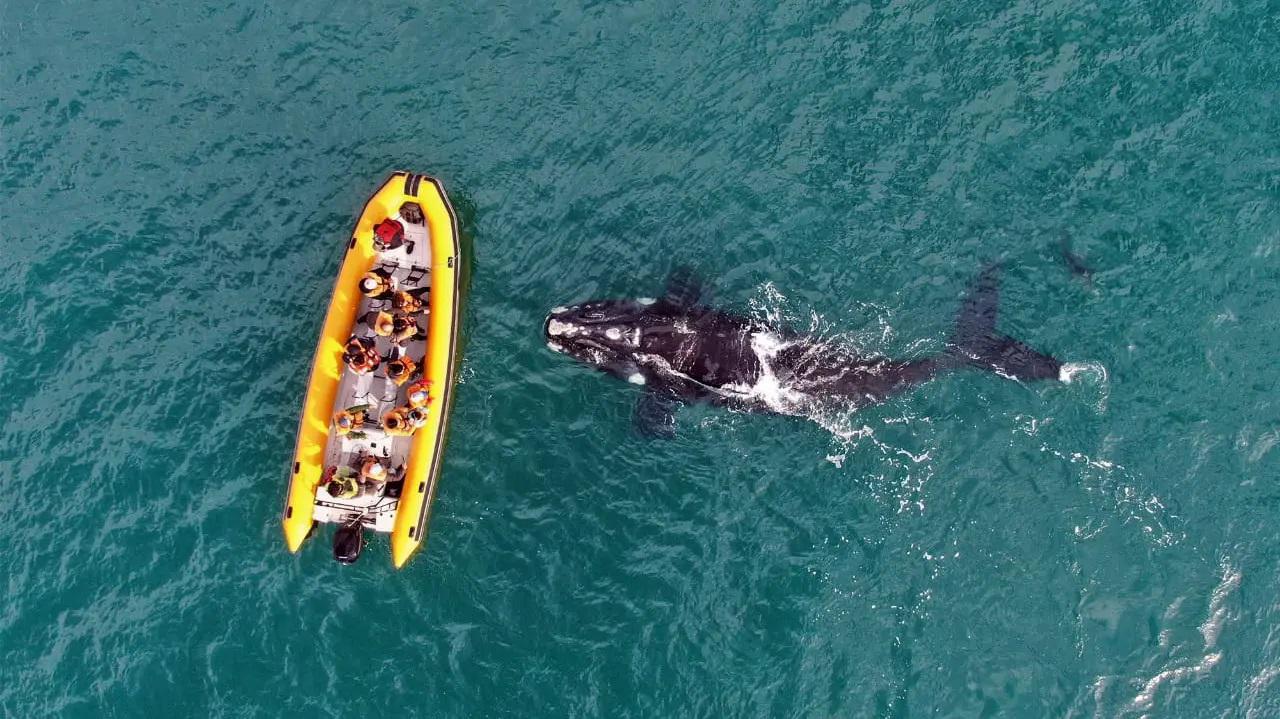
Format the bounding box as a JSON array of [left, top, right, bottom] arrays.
[[332, 521, 365, 565]]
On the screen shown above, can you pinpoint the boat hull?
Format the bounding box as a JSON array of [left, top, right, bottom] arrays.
[[283, 172, 465, 568]]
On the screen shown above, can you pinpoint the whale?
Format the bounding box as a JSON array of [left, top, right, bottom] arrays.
[[543, 265, 1064, 437], [1057, 233, 1096, 288]]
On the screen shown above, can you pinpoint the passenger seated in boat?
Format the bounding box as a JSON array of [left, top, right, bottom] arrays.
[[333, 405, 369, 435], [386, 355, 418, 386], [369, 310, 397, 337], [324, 466, 361, 500], [373, 218, 405, 251], [391, 289, 427, 315], [406, 379, 433, 408], [360, 457, 388, 485], [359, 267, 395, 299], [390, 314, 419, 344], [342, 336, 380, 374], [406, 406, 429, 430], [382, 407, 414, 437]]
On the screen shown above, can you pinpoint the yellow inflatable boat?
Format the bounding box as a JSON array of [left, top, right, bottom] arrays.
[[282, 172, 466, 568]]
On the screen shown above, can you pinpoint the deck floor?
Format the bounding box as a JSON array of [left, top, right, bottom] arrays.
[[312, 215, 432, 532]]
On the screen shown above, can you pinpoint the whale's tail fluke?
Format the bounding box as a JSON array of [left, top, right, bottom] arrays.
[[948, 264, 1062, 382]]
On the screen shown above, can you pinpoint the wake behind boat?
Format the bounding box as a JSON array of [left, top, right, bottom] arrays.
[[282, 172, 466, 568]]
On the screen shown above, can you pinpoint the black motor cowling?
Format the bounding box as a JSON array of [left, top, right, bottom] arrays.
[[399, 201, 425, 224], [332, 522, 365, 565]]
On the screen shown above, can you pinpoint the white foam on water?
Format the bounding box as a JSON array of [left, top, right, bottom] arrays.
[[1060, 360, 1107, 384], [1128, 563, 1241, 712], [745, 331, 809, 415], [1059, 361, 1110, 412], [1045, 444, 1182, 547], [1244, 666, 1280, 719], [1200, 564, 1242, 648]]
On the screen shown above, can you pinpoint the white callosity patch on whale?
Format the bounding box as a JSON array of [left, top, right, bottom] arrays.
[[637, 297, 656, 305], [547, 319, 579, 337], [551, 306, 569, 314], [628, 373, 646, 385], [605, 327, 622, 341], [547, 340, 565, 353]]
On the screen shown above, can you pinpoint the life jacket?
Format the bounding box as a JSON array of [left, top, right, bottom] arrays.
[[382, 408, 415, 436], [347, 349, 380, 374], [392, 315, 418, 342], [392, 290, 423, 314], [359, 271, 391, 298], [406, 379, 433, 408], [373, 219, 405, 250], [387, 355, 417, 385], [342, 336, 380, 374], [333, 409, 365, 435], [372, 311, 396, 337]]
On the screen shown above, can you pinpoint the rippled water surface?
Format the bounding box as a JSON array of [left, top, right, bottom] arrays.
[[3, 1, 1279, 717]]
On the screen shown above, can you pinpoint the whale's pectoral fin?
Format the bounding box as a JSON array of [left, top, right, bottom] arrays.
[[633, 390, 680, 439], [662, 266, 705, 309]]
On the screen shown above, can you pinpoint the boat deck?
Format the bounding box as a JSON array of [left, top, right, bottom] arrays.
[[312, 215, 431, 533]]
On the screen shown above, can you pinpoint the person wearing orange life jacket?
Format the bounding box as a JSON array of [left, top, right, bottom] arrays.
[[333, 404, 370, 435], [373, 218, 405, 251], [342, 335, 380, 374], [358, 267, 395, 299], [389, 286, 430, 314], [406, 406, 429, 430], [386, 354, 418, 386], [368, 310, 397, 338], [384, 314, 419, 345], [381, 407, 414, 437], [405, 378, 433, 408]]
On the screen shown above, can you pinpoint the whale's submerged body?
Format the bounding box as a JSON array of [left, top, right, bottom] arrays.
[[544, 266, 1063, 437]]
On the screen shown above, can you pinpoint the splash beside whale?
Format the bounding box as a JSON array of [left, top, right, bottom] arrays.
[[544, 266, 1064, 437]]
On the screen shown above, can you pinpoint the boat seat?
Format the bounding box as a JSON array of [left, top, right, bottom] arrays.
[[405, 266, 429, 286]]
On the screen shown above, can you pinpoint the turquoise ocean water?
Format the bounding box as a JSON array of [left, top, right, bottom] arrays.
[[3, 1, 1278, 716]]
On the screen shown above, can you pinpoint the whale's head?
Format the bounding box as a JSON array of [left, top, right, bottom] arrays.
[[544, 299, 657, 380]]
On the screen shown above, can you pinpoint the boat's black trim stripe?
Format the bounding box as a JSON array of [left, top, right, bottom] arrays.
[[414, 174, 462, 536]]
